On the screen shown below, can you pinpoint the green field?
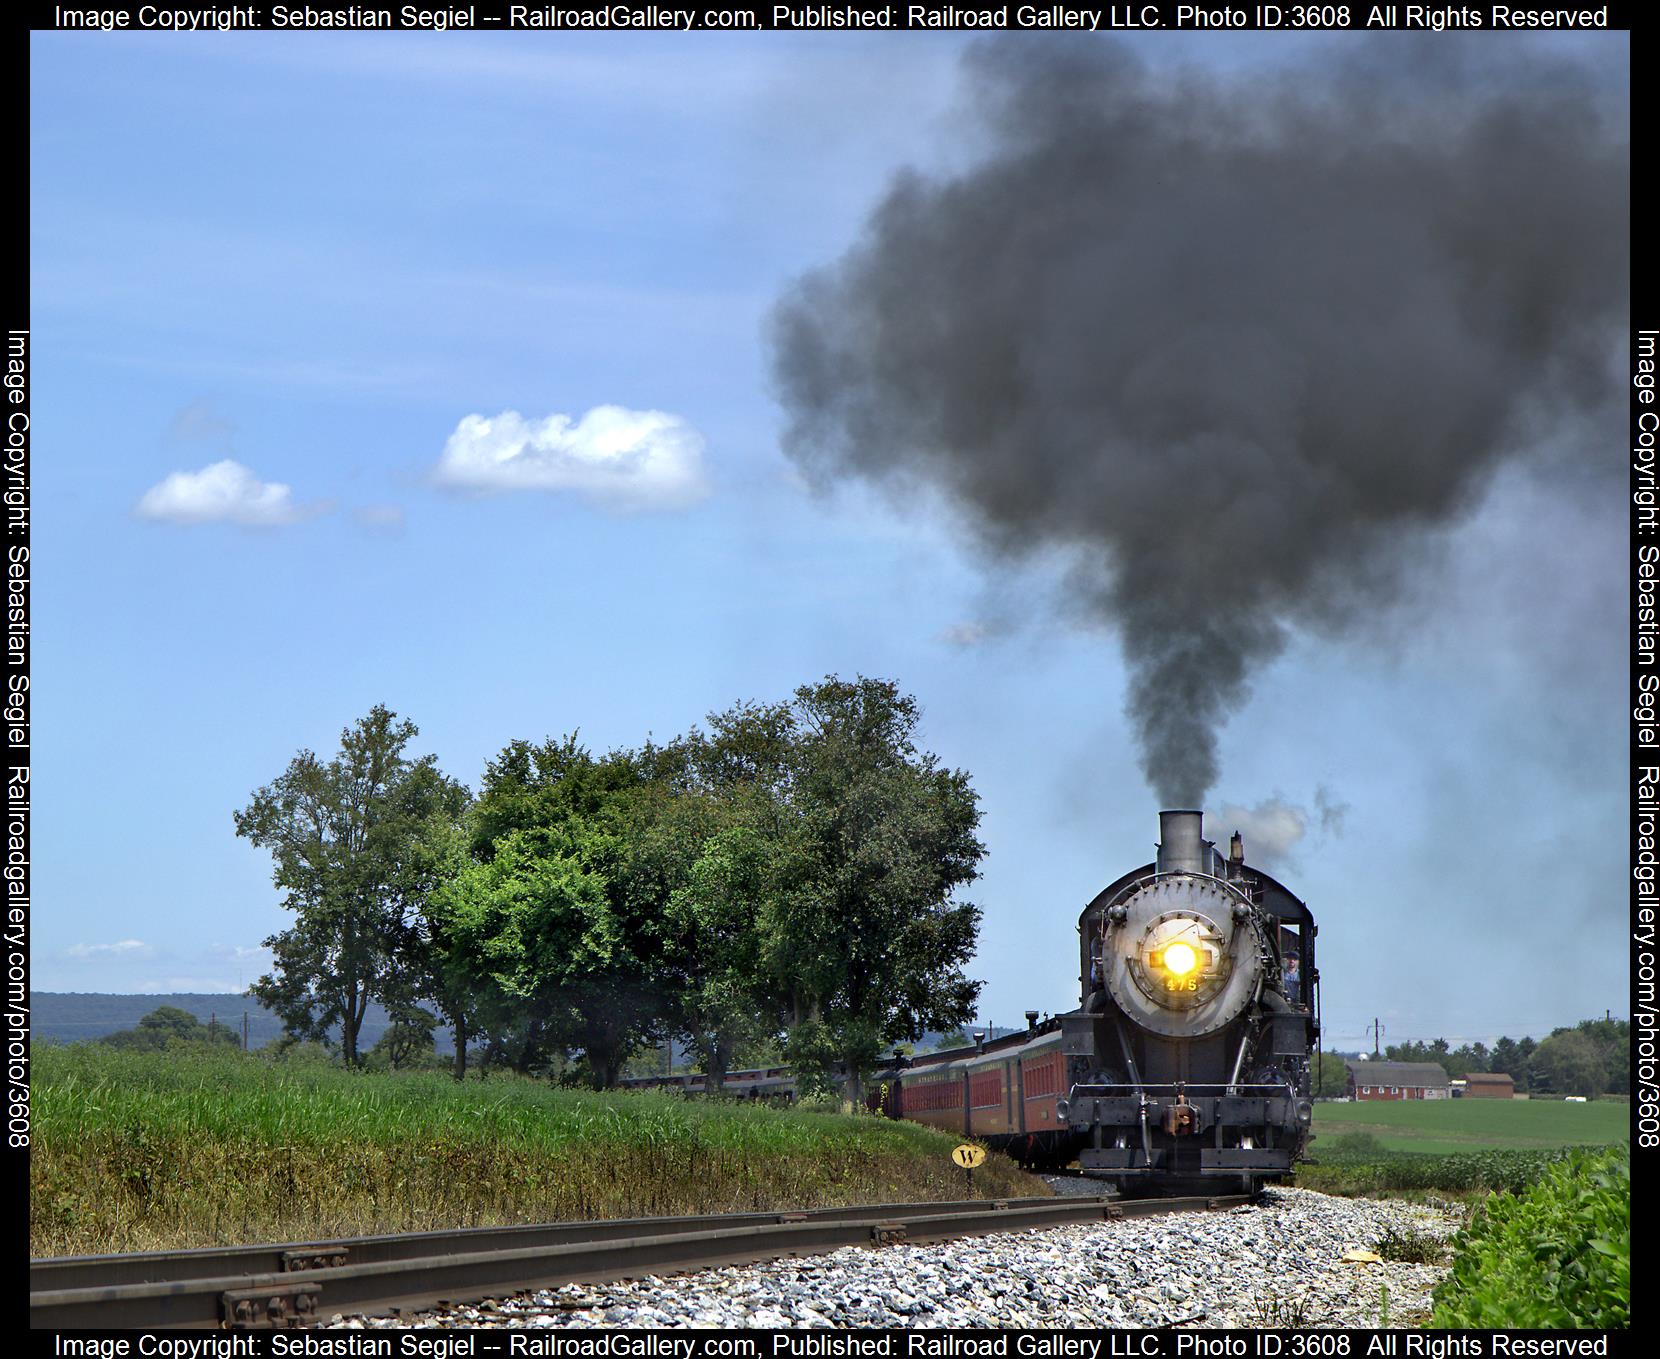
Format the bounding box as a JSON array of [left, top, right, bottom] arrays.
[[31, 1045, 1041, 1257], [1313, 1098, 1628, 1155]]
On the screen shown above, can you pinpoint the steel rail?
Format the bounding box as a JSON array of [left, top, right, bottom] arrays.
[[32, 1198, 1057, 1294], [30, 1193, 1248, 1331]]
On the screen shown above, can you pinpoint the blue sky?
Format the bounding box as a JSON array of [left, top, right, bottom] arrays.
[[31, 30, 1627, 1052]]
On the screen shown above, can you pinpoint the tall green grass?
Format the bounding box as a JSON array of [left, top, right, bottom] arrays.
[[31, 1045, 1039, 1256]]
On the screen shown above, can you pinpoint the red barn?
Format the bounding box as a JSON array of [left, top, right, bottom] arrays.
[[1345, 1060, 1451, 1101]]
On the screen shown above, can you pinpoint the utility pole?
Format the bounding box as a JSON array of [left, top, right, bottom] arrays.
[[243, 1011, 250, 1052], [1371, 1018, 1384, 1058]]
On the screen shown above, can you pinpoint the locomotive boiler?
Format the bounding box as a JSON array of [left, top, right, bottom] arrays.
[[888, 809, 1319, 1193]]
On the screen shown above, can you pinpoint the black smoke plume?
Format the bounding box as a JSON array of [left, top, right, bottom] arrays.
[[771, 39, 1626, 805]]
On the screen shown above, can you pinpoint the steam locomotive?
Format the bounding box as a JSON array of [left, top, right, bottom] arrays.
[[884, 809, 1319, 1193]]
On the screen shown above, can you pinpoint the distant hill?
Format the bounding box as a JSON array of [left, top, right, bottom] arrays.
[[32, 993, 425, 1051], [33, 995, 1032, 1061]]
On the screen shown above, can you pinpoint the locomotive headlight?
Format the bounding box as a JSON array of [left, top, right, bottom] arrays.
[[1126, 910, 1232, 1010]]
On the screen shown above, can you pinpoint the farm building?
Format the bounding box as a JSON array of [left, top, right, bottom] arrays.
[[1462, 1072, 1516, 1099], [1345, 1060, 1452, 1101]]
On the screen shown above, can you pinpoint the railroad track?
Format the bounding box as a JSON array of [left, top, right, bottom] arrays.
[[31, 1193, 1249, 1330]]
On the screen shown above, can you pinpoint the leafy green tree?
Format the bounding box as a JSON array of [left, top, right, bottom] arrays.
[[658, 680, 983, 1098], [1530, 1029, 1608, 1097], [738, 677, 984, 1100], [437, 826, 613, 1078], [236, 705, 469, 1066], [456, 740, 696, 1087], [1312, 1049, 1352, 1098], [139, 1005, 206, 1040], [1573, 1018, 1630, 1095], [441, 796, 691, 1089], [1445, 1042, 1490, 1079], [411, 821, 495, 1081], [101, 1005, 241, 1051], [448, 677, 983, 1096], [369, 1006, 440, 1070], [468, 735, 647, 862], [1490, 1036, 1536, 1091], [664, 823, 785, 1092]]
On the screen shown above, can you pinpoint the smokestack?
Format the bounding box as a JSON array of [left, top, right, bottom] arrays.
[[1157, 809, 1205, 875]]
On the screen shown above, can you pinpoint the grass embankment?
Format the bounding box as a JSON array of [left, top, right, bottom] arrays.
[[31, 1046, 1040, 1258]]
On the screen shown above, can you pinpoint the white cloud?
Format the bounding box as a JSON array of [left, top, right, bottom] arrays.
[[66, 939, 153, 960], [136, 459, 307, 526], [433, 406, 709, 512]]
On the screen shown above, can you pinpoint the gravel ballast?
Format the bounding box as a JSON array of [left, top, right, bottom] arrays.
[[323, 1188, 1461, 1330]]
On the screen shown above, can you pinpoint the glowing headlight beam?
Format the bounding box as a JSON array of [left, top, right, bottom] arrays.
[[1162, 942, 1200, 976]]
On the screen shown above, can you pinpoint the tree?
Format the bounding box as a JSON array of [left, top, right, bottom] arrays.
[[1530, 1029, 1608, 1098], [664, 822, 787, 1091], [443, 677, 985, 1096], [102, 1005, 241, 1051], [1490, 1035, 1536, 1091], [236, 705, 469, 1065], [1574, 1018, 1630, 1095], [454, 739, 693, 1088], [1445, 1042, 1490, 1080], [1312, 1049, 1352, 1098], [410, 820, 495, 1081], [436, 826, 611, 1077], [740, 677, 984, 1100], [370, 1006, 439, 1070]]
